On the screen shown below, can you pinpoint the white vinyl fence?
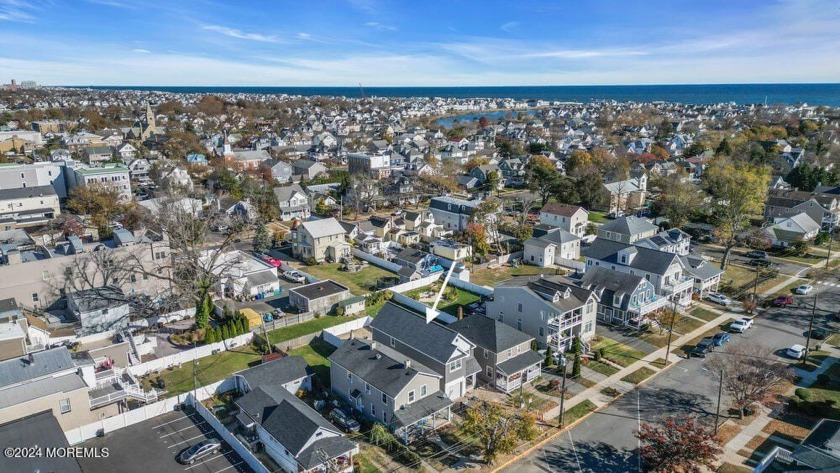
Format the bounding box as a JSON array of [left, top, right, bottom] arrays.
[[321, 316, 372, 348], [352, 248, 402, 273], [192, 397, 270, 473], [126, 332, 254, 378], [388, 273, 442, 293]]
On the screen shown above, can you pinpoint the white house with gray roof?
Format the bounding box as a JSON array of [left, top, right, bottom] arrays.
[[523, 227, 581, 268], [273, 184, 310, 220], [485, 275, 598, 352], [597, 216, 658, 244]]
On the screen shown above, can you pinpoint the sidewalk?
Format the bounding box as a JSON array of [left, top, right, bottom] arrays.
[[719, 343, 840, 466], [545, 303, 734, 419]]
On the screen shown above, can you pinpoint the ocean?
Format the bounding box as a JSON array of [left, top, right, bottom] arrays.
[[80, 83, 840, 106]]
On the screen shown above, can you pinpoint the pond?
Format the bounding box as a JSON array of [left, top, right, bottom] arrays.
[[435, 109, 536, 128]]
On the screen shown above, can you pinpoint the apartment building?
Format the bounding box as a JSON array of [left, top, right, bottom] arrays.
[[0, 185, 61, 230]]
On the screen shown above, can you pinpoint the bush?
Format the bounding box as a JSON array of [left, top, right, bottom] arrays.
[[598, 348, 606, 359], [303, 256, 318, 266], [594, 350, 602, 362], [795, 388, 813, 401]]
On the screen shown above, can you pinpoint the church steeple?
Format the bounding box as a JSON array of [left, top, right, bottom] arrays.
[[145, 101, 156, 131]]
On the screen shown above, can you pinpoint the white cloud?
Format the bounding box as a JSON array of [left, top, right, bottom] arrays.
[[202, 24, 282, 43], [297, 32, 311, 40], [500, 21, 519, 32], [0, 0, 36, 22], [365, 21, 395, 31], [131, 48, 150, 53]]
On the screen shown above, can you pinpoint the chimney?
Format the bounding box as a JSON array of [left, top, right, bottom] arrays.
[[404, 359, 411, 370], [370, 341, 377, 350]]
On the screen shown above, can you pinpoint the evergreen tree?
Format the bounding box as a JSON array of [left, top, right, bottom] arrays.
[[544, 346, 553, 367], [204, 327, 215, 344], [715, 138, 732, 156], [223, 305, 233, 320], [252, 224, 270, 253], [194, 293, 211, 329], [221, 324, 230, 340], [571, 336, 582, 378]]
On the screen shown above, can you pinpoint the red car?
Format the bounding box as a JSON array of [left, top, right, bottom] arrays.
[[774, 295, 794, 307], [261, 255, 282, 267]]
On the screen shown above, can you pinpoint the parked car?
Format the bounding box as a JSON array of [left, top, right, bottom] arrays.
[[729, 318, 753, 333], [283, 270, 306, 283], [808, 328, 829, 340], [692, 338, 715, 358], [745, 250, 769, 259], [177, 439, 221, 465], [774, 295, 795, 307], [262, 255, 282, 267], [329, 408, 360, 433], [787, 344, 806, 359], [795, 284, 813, 295], [706, 292, 732, 307], [748, 258, 772, 267], [712, 332, 731, 346]]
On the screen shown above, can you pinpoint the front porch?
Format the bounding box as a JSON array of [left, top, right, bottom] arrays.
[[392, 394, 454, 444], [494, 352, 542, 393], [547, 308, 584, 352], [599, 292, 672, 328]]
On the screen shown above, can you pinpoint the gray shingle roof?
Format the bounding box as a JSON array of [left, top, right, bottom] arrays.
[[236, 385, 355, 468], [0, 348, 76, 388], [300, 218, 345, 239], [328, 339, 439, 398], [598, 216, 657, 238], [449, 315, 532, 353], [582, 238, 678, 276], [392, 392, 453, 429], [0, 185, 57, 201], [496, 275, 594, 313], [237, 356, 309, 391], [791, 419, 840, 470], [290, 280, 349, 301], [369, 302, 473, 365], [496, 350, 543, 376]]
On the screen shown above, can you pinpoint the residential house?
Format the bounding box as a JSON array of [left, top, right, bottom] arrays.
[[289, 280, 351, 315], [0, 186, 61, 230], [428, 196, 487, 233], [449, 316, 542, 393], [127, 158, 151, 180], [69, 164, 131, 201], [329, 338, 453, 442], [764, 212, 821, 247], [293, 159, 326, 180], [369, 301, 479, 400], [578, 266, 668, 327], [0, 298, 27, 362], [393, 248, 441, 276], [582, 238, 693, 306], [273, 184, 311, 221], [523, 228, 581, 268], [186, 153, 208, 166], [292, 218, 351, 262], [485, 275, 598, 352], [261, 159, 294, 183], [761, 419, 840, 471], [347, 153, 392, 179], [235, 385, 357, 472], [602, 173, 647, 214], [0, 161, 68, 199], [162, 167, 193, 190], [597, 216, 658, 244], [82, 146, 112, 164], [679, 253, 723, 297], [228, 149, 270, 170], [67, 286, 130, 334], [0, 411, 83, 473], [203, 250, 279, 298], [431, 240, 472, 262], [764, 188, 839, 229], [539, 203, 589, 238], [233, 355, 312, 395], [634, 228, 692, 256]]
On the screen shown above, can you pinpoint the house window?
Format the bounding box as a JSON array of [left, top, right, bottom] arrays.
[[408, 390, 415, 403], [486, 366, 493, 378], [59, 398, 71, 414], [606, 231, 612, 239], [347, 370, 352, 383], [450, 359, 462, 372], [31, 293, 39, 303], [371, 403, 376, 416], [517, 303, 523, 312], [539, 327, 544, 337], [365, 382, 371, 395], [508, 349, 513, 357], [383, 412, 388, 423], [483, 349, 489, 359], [381, 393, 387, 404], [420, 385, 427, 397], [390, 336, 395, 347]]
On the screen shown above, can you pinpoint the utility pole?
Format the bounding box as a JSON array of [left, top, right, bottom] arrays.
[[802, 294, 819, 366], [664, 297, 678, 365], [750, 260, 761, 314], [558, 361, 569, 428], [714, 369, 723, 434]]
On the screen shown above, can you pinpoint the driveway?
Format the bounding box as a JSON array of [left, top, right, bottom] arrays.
[[505, 283, 838, 473]]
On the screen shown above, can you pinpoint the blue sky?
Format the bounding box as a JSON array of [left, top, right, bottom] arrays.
[[1, 0, 838, 86]]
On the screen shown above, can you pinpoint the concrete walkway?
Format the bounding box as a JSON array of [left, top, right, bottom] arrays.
[[544, 303, 736, 419]]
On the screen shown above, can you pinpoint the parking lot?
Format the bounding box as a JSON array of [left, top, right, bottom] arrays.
[[78, 409, 252, 473]]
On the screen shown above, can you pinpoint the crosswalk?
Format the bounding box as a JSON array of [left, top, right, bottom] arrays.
[[817, 281, 840, 287]]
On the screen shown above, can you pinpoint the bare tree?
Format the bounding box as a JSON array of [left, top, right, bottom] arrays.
[[705, 341, 795, 418]]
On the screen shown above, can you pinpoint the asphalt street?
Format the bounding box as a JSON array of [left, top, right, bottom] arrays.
[[693, 243, 811, 277], [506, 280, 839, 473]]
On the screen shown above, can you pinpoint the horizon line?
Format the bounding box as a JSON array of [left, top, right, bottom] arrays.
[[55, 81, 840, 88]]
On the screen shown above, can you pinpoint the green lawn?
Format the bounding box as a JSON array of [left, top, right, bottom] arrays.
[[437, 288, 480, 316], [673, 315, 705, 335], [468, 264, 553, 287], [827, 333, 840, 347], [690, 307, 720, 322], [142, 346, 263, 397], [288, 338, 336, 387], [790, 363, 840, 420], [561, 400, 597, 426], [291, 262, 396, 295], [621, 366, 657, 385], [592, 336, 649, 367], [585, 359, 620, 376], [588, 211, 609, 223], [267, 314, 366, 344], [721, 265, 760, 293]]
